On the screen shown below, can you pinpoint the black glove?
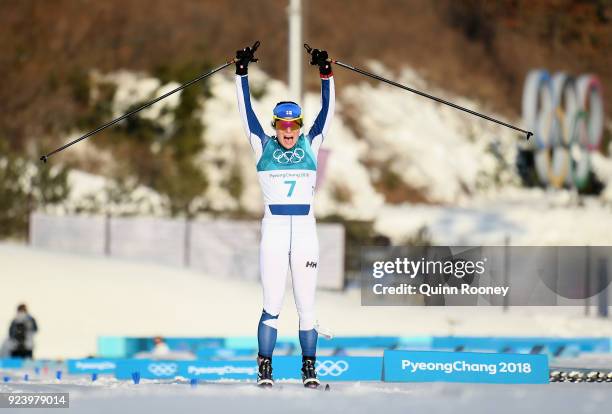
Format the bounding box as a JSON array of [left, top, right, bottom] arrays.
[[235, 46, 257, 76], [309, 49, 332, 76]]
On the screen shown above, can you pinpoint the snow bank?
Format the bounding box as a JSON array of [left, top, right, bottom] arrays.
[[375, 187, 612, 245], [42, 64, 612, 244], [341, 62, 519, 204], [2, 242, 612, 359]]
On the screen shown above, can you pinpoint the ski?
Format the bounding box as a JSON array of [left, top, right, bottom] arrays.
[[254, 382, 331, 391]]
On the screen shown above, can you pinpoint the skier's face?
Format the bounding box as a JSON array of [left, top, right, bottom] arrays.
[[275, 123, 300, 149]]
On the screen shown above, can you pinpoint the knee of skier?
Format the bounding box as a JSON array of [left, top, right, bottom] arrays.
[[298, 311, 316, 331], [260, 309, 280, 329], [262, 297, 283, 319]]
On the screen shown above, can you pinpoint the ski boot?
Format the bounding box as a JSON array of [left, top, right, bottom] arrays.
[[257, 355, 274, 387], [301, 358, 320, 388]]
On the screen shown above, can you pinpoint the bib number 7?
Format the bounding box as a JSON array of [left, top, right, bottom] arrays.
[[284, 180, 296, 197]]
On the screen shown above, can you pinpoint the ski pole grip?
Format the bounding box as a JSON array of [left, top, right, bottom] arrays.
[[250, 41, 261, 62], [303, 43, 333, 62]]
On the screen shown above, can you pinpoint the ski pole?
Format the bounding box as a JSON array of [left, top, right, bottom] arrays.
[[40, 41, 261, 163], [304, 43, 532, 140]]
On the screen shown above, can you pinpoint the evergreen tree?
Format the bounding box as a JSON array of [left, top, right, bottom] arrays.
[[0, 141, 70, 239]]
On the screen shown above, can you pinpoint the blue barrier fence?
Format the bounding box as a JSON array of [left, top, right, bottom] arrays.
[[67, 358, 124, 375], [4, 351, 550, 384], [0, 359, 24, 369], [3, 336, 611, 384], [110, 356, 382, 382], [429, 337, 610, 356], [98, 336, 612, 358]]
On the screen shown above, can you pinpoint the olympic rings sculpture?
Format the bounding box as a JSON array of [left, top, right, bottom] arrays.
[[522, 70, 604, 189]]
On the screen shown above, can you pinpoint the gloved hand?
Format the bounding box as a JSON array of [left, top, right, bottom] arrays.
[[309, 48, 332, 76], [235, 45, 258, 76]]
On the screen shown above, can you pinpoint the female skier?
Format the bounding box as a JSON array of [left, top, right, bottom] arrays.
[[234, 44, 334, 388]]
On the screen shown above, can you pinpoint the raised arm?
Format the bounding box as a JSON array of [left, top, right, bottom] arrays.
[[236, 75, 268, 152], [234, 45, 268, 158], [307, 75, 335, 149], [306, 49, 335, 154]]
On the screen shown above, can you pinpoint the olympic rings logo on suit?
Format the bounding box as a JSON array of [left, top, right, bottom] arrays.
[[147, 363, 178, 376], [522, 69, 604, 190], [273, 148, 305, 164], [315, 360, 349, 376]]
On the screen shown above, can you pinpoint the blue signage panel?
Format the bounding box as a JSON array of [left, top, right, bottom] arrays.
[[164, 337, 226, 351], [398, 336, 434, 349], [98, 337, 227, 358], [431, 336, 610, 355], [0, 359, 24, 369], [100, 335, 611, 358], [224, 337, 300, 350], [274, 356, 382, 381], [114, 357, 382, 382], [383, 350, 548, 384], [195, 348, 255, 359], [67, 359, 123, 374], [180, 360, 258, 380], [115, 359, 179, 380], [318, 337, 400, 349], [115, 359, 259, 381]]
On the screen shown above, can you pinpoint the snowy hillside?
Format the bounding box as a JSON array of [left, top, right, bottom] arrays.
[[45, 64, 612, 245]]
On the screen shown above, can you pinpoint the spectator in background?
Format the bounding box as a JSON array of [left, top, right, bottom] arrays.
[[151, 336, 170, 357], [134, 336, 194, 360], [8, 304, 38, 358]]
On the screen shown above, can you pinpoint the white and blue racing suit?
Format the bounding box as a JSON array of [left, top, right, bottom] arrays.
[[235, 72, 335, 359]]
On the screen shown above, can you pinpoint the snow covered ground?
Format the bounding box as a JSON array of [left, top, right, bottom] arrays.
[[376, 187, 612, 245], [2, 242, 612, 360], [1, 378, 611, 414]]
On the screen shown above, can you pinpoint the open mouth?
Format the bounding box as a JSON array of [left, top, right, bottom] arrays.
[[283, 135, 294, 143]]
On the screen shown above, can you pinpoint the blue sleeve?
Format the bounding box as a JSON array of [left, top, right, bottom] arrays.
[[236, 75, 269, 149], [308, 76, 335, 144]]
